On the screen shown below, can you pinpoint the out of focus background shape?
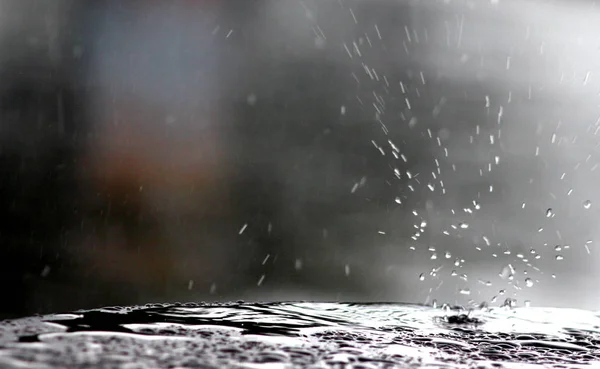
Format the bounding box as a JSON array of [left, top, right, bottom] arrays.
[[2, 0, 600, 318]]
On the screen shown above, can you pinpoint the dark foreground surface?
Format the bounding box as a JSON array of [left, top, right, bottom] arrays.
[[0, 302, 599, 368]]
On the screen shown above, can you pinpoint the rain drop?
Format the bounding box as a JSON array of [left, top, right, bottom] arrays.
[[584, 200, 592, 209], [555, 255, 564, 260], [525, 278, 534, 287], [502, 298, 517, 308], [546, 208, 554, 218]]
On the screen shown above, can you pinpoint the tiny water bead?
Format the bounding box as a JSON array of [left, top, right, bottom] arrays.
[[1, 302, 600, 368], [584, 200, 592, 209], [525, 278, 534, 287], [546, 208, 554, 218], [459, 288, 471, 295]]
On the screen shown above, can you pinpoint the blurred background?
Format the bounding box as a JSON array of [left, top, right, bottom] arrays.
[[2, 0, 600, 319]]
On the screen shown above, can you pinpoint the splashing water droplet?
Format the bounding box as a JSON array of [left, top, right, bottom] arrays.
[[556, 255, 564, 260], [419, 273, 425, 281], [584, 200, 592, 209], [459, 222, 469, 229], [459, 288, 471, 295], [525, 278, 534, 287], [546, 208, 554, 218], [502, 298, 517, 308]]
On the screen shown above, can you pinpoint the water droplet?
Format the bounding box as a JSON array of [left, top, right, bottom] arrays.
[[451, 270, 458, 276], [499, 289, 506, 295], [444, 251, 452, 259], [555, 255, 564, 260], [584, 200, 592, 209], [546, 208, 554, 218], [459, 222, 469, 229], [459, 288, 471, 295], [502, 298, 517, 308], [419, 273, 425, 281], [525, 278, 534, 287], [430, 253, 438, 260], [554, 245, 562, 251], [499, 264, 515, 279]]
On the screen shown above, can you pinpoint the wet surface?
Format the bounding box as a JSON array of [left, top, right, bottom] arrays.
[[0, 302, 599, 368]]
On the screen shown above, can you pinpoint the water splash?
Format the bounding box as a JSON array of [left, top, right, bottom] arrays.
[[0, 302, 599, 368]]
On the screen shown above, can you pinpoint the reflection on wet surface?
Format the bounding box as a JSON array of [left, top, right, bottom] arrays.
[[1, 302, 599, 368]]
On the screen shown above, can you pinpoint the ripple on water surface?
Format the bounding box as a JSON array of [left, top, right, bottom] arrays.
[[0, 302, 599, 368]]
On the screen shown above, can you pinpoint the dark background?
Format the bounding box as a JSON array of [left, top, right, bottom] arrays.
[[1, 0, 600, 319]]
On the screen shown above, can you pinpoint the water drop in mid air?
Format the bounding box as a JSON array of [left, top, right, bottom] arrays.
[[525, 278, 534, 287], [584, 200, 592, 209]]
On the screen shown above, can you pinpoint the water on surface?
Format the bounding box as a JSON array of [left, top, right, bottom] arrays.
[[0, 302, 599, 368]]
